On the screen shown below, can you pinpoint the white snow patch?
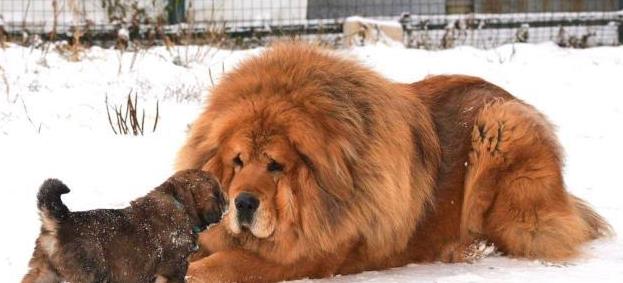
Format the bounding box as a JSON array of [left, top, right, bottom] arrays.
[[1, 42, 622, 282]]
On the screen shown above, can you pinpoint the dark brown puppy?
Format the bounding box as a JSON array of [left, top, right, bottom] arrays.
[[22, 169, 225, 283]]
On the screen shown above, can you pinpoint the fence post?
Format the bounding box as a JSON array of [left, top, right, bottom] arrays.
[[620, 0, 623, 44], [619, 21, 623, 45], [168, 0, 186, 24]]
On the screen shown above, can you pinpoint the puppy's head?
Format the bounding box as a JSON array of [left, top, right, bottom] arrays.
[[162, 169, 226, 231]]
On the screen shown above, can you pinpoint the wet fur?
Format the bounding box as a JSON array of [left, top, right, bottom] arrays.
[[176, 43, 612, 282], [22, 170, 225, 283]]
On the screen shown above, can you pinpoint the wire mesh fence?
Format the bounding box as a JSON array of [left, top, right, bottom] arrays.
[[0, 0, 621, 49]]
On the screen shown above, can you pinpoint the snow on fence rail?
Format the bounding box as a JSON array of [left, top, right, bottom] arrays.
[[397, 11, 623, 48], [0, 1, 621, 48]]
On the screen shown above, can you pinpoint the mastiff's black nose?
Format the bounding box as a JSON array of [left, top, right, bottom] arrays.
[[235, 192, 259, 224]]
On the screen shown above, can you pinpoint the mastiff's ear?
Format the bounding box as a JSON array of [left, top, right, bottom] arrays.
[[200, 150, 225, 187], [176, 110, 220, 171], [294, 140, 354, 202]]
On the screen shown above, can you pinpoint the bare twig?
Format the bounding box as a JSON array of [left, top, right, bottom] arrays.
[[105, 95, 118, 134], [140, 108, 145, 134], [20, 98, 42, 133], [152, 101, 159, 133], [21, 0, 32, 33], [113, 105, 124, 134], [0, 64, 10, 102], [129, 48, 140, 72], [208, 67, 215, 87], [50, 0, 59, 41]]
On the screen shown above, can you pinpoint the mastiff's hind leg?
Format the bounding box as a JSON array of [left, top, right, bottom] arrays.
[[461, 101, 602, 261]]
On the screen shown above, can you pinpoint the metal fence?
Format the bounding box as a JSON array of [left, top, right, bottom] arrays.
[[0, 0, 622, 48]]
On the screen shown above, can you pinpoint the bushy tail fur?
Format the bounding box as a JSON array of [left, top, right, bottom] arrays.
[[37, 179, 71, 221], [573, 195, 614, 239]]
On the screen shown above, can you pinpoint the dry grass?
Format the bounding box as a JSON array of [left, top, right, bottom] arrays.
[[0, 25, 7, 49], [0, 64, 10, 102], [105, 91, 159, 136]]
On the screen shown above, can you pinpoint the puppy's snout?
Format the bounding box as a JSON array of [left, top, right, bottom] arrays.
[[235, 192, 259, 224]]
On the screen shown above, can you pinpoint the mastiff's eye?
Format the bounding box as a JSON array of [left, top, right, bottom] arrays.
[[233, 154, 243, 167], [267, 160, 284, 173]]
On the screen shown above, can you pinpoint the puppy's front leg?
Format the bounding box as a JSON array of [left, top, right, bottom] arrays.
[[153, 275, 168, 283], [155, 270, 186, 283], [22, 246, 62, 283], [156, 256, 190, 283], [154, 272, 186, 283], [22, 269, 61, 283]]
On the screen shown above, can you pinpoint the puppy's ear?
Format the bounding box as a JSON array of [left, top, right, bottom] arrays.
[[188, 175, 225, 225], [163, 178, 202, 224]]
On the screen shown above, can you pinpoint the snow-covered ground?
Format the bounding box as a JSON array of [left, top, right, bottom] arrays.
[[1, 42, 622, 282]]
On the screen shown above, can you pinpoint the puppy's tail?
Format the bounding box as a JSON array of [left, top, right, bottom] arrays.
[[37, 179, 71, 221]]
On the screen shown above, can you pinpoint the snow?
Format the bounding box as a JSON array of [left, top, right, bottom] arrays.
[[345, 16, 404, 29], [1, 42, 622, 282]]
